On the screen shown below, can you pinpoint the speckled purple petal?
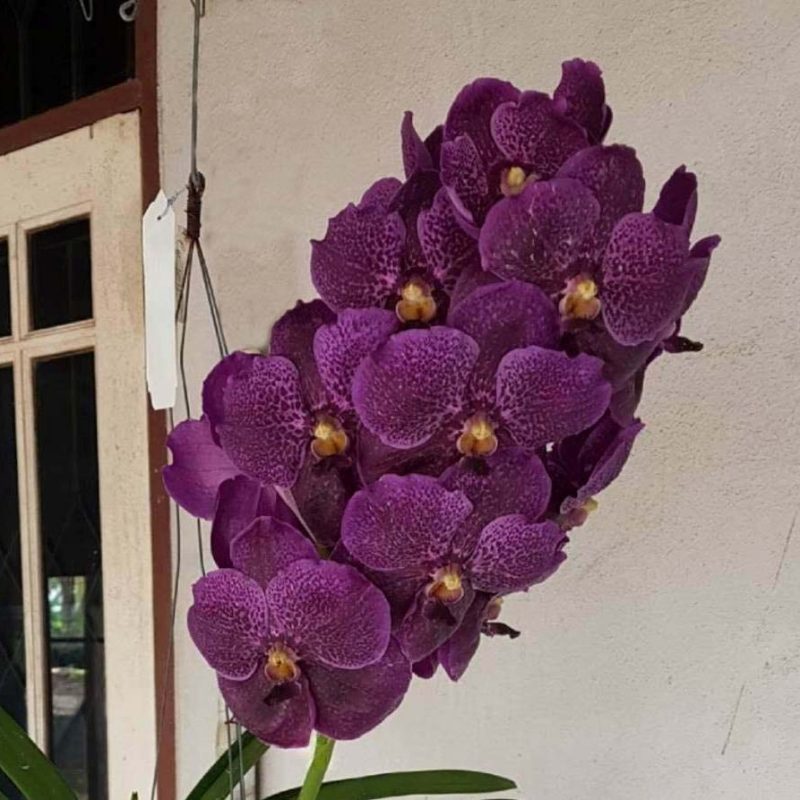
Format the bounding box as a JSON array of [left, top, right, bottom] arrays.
[[292, 457, 355, 549], [479, 178, 600, 292], [653, 165, 697, 232], [342, 474, 473, 572], [307, 638, 411, 740], [467, 516, 566, 594], [449, 261, 500, 310], [352, 327, 479, 449], [437, 593, 493, 682], [401, 111, 433, 177], [553, 58, 610, 144], [202, 352, 258, 437], [448, 280, 559, 402], [418, 187, 481, 291], [360, 177, 403, 209], [220, 671, 314, 749], [218, 356, 310, 488], [188, 569, 267, 680], [396, 584, 475, 663], [440, 448, 552, 549], [310, 203, 406, 311], [496, 347, 611, 449], [210, 475, 297, 568], [601, 213, 692, 346], [313, 309, 399, 411], [265, 559, 390, 669], [557, 145, 645, 259], [440, 134, 492, 225], [490, 91, 588, 177], [230, 516, 319, 588], [270, 300, 335, 410], [444, 78, 519, 166], [163, 417, 241, 520], [561, 417, 644, 512]]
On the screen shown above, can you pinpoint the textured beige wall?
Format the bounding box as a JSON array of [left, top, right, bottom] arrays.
[[158, 1, 800, 797]]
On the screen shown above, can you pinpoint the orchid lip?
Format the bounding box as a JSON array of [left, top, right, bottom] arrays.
[[559, 274, 601, 321], [311, 414, 349, 459], [395, 278, 437, 323], [427, 564, 465, 604], [264, 643, 300, 684], [456, 413, 498, 458]]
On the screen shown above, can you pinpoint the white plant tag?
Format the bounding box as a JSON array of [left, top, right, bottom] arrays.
[[142, 190, 177, 410]]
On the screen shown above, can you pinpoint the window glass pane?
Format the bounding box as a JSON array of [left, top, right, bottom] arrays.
[[0, 239, 10, 336], [29, 219, 92, 330], [0, 366, 25, 800], [35, 352, 106, 800]]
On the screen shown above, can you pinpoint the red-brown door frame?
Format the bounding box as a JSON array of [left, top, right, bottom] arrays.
[[0, 6, 176, 799]]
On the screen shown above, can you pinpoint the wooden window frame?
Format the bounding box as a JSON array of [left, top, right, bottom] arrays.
[[0, 5, 174, 799]]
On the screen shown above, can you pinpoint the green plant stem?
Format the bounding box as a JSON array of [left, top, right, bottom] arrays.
[[297, 735, 335, 800]]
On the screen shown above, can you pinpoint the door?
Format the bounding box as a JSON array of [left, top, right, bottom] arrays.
[[0, 112, 157, 800]]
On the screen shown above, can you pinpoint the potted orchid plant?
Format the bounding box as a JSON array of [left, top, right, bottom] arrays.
[[0, 58, 717, 800]]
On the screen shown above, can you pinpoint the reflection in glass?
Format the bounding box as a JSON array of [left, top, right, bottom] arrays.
[[35, 352, 106, 800], [0, 239, 10, 337], [28, 219, 92, 330], [0, 366, 24, 800]]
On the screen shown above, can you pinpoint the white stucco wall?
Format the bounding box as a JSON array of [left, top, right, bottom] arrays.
[[157, 2, 800, 798]]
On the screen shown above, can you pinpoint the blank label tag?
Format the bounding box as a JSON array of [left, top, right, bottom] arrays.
[[142, 190, 177, 410]]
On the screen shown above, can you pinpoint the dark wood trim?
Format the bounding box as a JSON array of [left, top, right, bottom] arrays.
[[0, 80, 143, 157]]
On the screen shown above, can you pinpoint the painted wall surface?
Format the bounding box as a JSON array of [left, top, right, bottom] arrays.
[[157, 2, 800, 797]]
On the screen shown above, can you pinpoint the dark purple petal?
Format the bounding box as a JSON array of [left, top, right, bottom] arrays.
[[188, 570, 267, 680], [163, 417, 241, 520], [437, 593, 493, 681], [418, 187, 481, 291], [440, 134, 492, 225], [310, 203, 406, 311], [653, 165, 697, 232], [561, 418, 644, 512], [601, 213, 692, 346], [218, 356, 310, 488], [609, 368, 646, 426], [467, 517, 566, 594], [211, 475, 297, 568], [441, 448, 552, 550], [557, 145, 645, 259], [553, 58, 610, 144], [291, 457, 356, 549], [360, 177, 403, 210], [270, 300, 336, 410], [569, 326, 660, 388], [479, 178, 600, 292], [681, 234, 721, 315], [230, 516, 319, 588], [313, 309, 399, 411], [401, 111, 433, 177], [220, 671, 314, 748], [352, 327, 479, 449], [490, 91, 588, 177], [307, 638, 411, 740], [444, 78, 519, 166], [396, 584, 475, 662], [449, 261, 500, 311], [496, 347, 611, 449], [265, 560, 391, 669], [412, 653, 440, 679], [342, 474, 473, 572], [202, 352, 258, 436], [448, 280, 559, 402]]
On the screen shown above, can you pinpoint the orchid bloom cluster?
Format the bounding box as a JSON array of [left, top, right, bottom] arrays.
[[164, 59, 718, 748]]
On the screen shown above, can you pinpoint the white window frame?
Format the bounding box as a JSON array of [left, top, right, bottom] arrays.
[[0, 112, 157, 799]]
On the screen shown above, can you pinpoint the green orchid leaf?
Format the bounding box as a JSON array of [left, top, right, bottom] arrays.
[[185, 730, 268, 800], [263, 768, 517, 800], [0, 704, 77, 800]]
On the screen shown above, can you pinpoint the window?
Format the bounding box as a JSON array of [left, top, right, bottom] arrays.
[[0, 0, 135, 128], [0, 112, 157, 800]]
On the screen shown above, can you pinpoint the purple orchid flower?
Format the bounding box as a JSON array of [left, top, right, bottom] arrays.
[[342, 448, 565, 663], [354, 280, 611, 481], [188, 515, 411, 747]]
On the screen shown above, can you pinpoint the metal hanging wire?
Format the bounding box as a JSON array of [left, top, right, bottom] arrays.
[[149, 0, 245, 798]]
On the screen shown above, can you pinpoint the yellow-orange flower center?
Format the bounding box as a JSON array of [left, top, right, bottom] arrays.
[[427, 564, 465, 604], [264, 644, 300, 683], [456, 414, 498, 457], [396, 278, 437, 323], [311, 415, 349, 459], [559, 275, 601, 321], [500, 165, 536, 197]]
